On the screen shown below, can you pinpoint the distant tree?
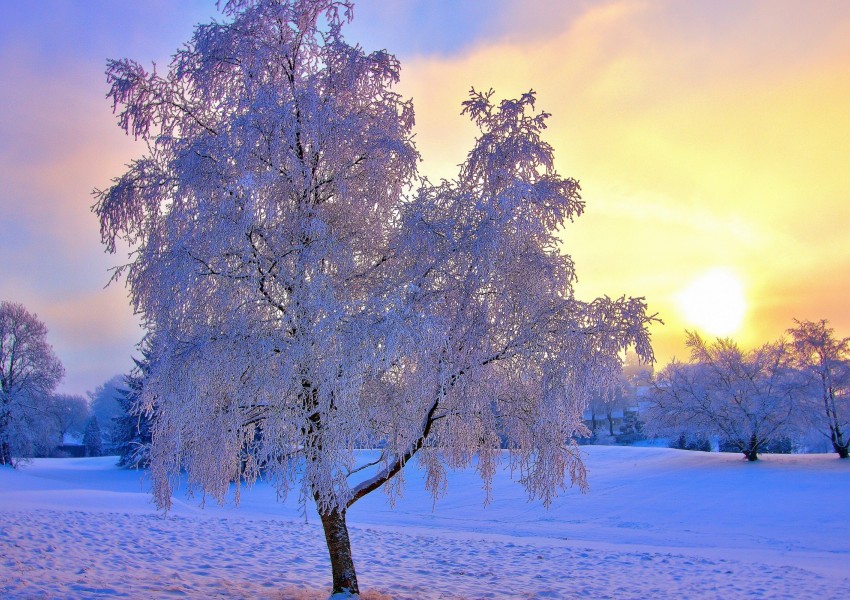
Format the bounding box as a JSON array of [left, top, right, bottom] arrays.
[[114, 351, 153, 469], [83, 415, 103, 457], [622, 349, 653, 387], [586, 352, 650, 442], [586, 394, 603, 437], [787, 319, 850, 458], [649, 332, 800, 461], [588, 381, 628, 438], [615, 408, 645, 445], [0, 300, 65, 465], [47, 393, 89, 446], [93, 1, 654, 595], [88, 375, 125, 448]]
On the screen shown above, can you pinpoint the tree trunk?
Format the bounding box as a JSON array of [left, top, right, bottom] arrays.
[[319, 508, 359, 597], [743, 434, 759, 461], [606, 409, 614, 436], [831, 422, 848, 458], [0, 406, 12, 465], [0, 440, 10, 466], [0, 407, 11, 466]]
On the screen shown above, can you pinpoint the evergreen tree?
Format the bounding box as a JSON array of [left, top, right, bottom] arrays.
[[114, 353, 152, 468], [83, 416, 102, 457]]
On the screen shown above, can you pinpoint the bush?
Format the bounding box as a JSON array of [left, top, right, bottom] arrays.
[[670, 433, 711, 452]]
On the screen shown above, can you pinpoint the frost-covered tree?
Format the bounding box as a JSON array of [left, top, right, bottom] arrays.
[[587, 381, 626, 438], [787, 319, 850, 458], [649, 332, 800, 461], [93, 1, 654, 595], [586, 352, 650, 440], [47, 393, 89, 445], [0, 301, 65, 465], [88, 375, 125, 447], [622, 349, 653, 387], [114, 349, 153, 469], [83, 415, 103, 457]]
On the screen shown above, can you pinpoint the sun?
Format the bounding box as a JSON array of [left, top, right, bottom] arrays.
[[676, 268, 747, 337]]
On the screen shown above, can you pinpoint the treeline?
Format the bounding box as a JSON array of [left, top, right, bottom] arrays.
[[113, 318, 850, 465], [586, 319, 849, 461], [5, 295, 847, 468], [647, 320, 849, 461], [0, 300, 143, 464]]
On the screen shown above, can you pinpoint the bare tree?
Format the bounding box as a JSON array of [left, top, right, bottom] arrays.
[[93, 1, 654, 595], [787, 319, 850, 458], [0, 300, 65, 465], [649, 332, 799, 461]]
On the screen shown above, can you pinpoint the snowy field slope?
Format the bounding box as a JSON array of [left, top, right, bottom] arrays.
[[1, 446, 848, 599]]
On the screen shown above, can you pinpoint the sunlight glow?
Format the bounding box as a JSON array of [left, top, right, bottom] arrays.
[[676, 268, 746, 337]]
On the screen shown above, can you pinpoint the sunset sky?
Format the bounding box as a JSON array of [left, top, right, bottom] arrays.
[[1, 0, 849, 396]]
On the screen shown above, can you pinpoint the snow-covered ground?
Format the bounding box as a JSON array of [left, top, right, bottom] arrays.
[[1, 446, 848, 599]]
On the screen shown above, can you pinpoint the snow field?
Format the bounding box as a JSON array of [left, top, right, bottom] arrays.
[[1, 446, 848, 599]]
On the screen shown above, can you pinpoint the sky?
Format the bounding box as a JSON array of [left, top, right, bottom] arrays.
[[1, 0, 849, 396]]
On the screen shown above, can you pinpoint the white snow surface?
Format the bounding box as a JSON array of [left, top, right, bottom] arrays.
[[1, 446, 848, 599]]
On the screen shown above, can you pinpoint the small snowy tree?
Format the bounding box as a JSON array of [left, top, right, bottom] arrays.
[[787, 319, 850, 458], [83, 415, 103, 457], [649, 332, 800, 461], [0, 301, 65, 465], [94, 1, 654, 595]]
